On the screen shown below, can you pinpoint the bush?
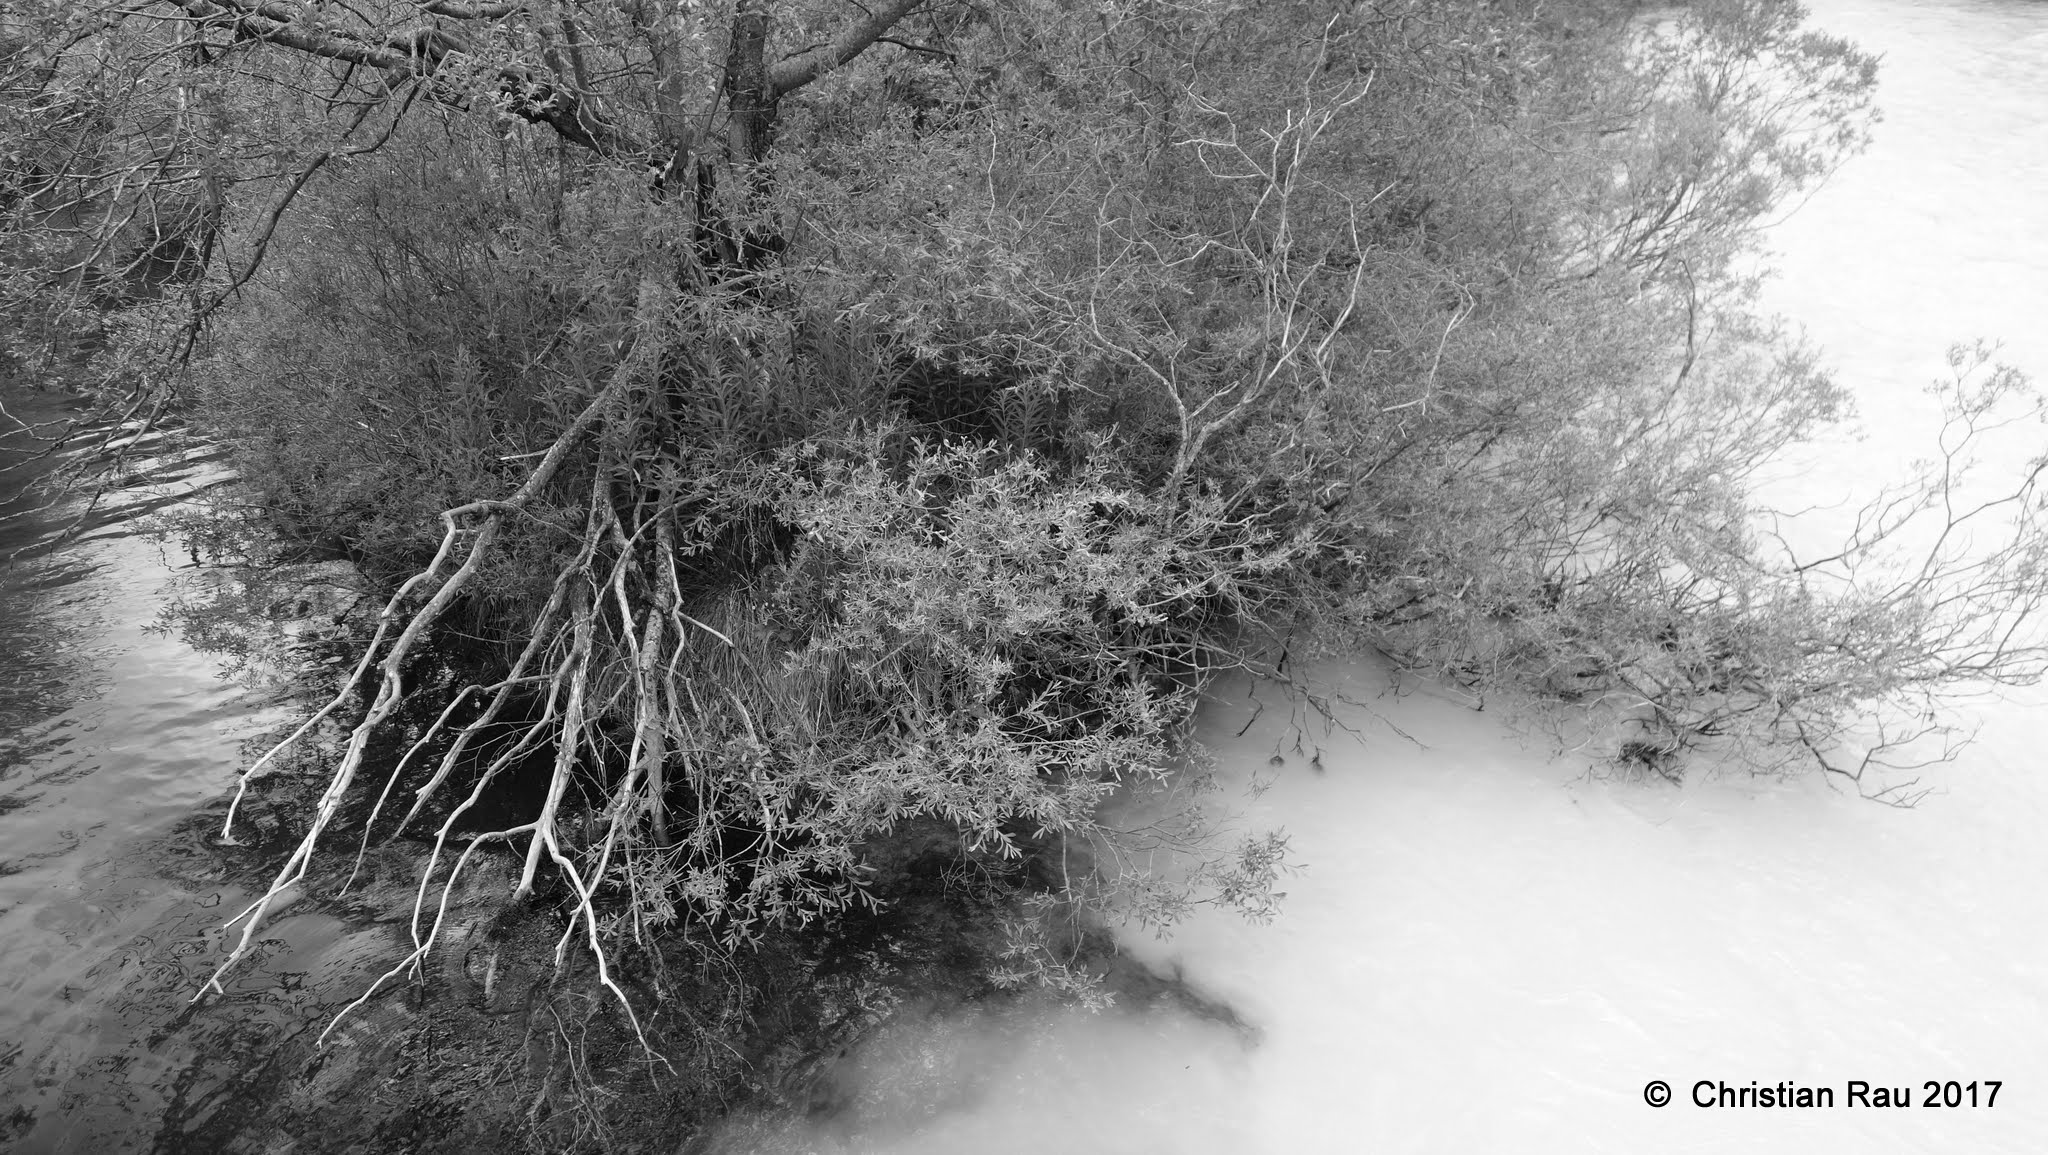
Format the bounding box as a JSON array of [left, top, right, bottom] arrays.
[[22, 0, 2048, 1070]]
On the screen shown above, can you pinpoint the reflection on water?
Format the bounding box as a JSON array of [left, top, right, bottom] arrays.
[[0, 390, 379, 1152], [717, 1002, 1255, 1155]]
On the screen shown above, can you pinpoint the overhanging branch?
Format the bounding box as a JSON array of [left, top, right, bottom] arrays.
[[160, 0, 645, 157], [419, 0, 523, 17], [769, 0, 926, 98]]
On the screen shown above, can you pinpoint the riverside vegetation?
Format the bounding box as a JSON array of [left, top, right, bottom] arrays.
[[5, 0, 2047, 1147]]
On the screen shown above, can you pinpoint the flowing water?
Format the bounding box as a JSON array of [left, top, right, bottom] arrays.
[[0, 400, 386, 1151], [3, 1, 2045, 1151]]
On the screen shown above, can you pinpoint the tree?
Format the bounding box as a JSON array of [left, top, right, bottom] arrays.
[[8, 0, 2045, 1094]]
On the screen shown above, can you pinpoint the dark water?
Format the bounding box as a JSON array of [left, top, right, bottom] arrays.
[[0, 390, 371, 1152]]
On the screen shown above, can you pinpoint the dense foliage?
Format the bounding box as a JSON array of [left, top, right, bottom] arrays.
[[7, 0, 2048, 1115]]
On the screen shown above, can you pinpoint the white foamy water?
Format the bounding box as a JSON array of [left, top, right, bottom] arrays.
[[828, 1, 2048, 1151]]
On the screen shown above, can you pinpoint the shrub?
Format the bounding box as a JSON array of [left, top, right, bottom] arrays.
[[20, 0, 2048, 1067]]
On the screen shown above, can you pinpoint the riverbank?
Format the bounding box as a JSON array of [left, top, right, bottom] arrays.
[[8, 1, 2047, 1149], [0, 462, 1244, 1151]]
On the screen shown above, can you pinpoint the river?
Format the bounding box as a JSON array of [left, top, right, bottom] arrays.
[[0, 398, 391, 1151], [3, 0, 2045, 1151]]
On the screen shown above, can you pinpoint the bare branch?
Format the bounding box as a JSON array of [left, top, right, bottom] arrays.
[[419, 0, 522, 17], [768, 0, 925, 98], [155, 0, 646, 156]]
